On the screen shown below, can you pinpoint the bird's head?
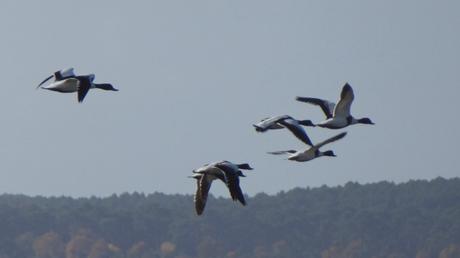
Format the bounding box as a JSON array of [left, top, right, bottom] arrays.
[[357, 117, 374, 125], [95, 83, 118, 91]]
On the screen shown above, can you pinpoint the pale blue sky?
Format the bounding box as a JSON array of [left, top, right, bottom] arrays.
[[0, 0, 458, 197]]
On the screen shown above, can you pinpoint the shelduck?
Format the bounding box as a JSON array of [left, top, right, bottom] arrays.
[[296, 83, 374, 129], [268, 132, 347, 162], [37, 68, 118, 102]]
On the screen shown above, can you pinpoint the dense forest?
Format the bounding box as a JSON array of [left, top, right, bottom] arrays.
[[0, 177, 459, 258]]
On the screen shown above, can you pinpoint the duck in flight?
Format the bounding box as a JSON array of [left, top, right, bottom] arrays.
[[37, 68, 118, 103], [253, 115, 315, 145], [296, 83, 374, 129], [191, 161, 252, 215], [268, 132, 347, 162]]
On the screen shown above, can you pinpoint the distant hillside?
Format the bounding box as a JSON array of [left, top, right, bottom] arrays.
[[0, 177, 459, 258]]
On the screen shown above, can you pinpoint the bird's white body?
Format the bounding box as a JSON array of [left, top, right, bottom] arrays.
[[41, 74, 95, 93], [317, 117, 347, 129], [287, 148, 318, 162], [42, 78, 79, 92], [193, 162, 225, 181], [316, 116, 359, 129]]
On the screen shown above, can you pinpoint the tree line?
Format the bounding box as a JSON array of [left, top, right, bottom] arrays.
[[0, 177, 459, 258]]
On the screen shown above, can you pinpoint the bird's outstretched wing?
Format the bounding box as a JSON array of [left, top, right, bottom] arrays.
[[267, 150, 297, 155], [195, 175, 212, 215], [278, 119, 313, 146], [215, 164, 246, 206], [296, 97, 335, 119], [77, 76, 92, 103], [333, 83, 354, 117], [37, 75, 54, 89], [315, 132, 347, 149]]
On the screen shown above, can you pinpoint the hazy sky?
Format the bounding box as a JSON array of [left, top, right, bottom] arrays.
[[0, 0, 458, 197]]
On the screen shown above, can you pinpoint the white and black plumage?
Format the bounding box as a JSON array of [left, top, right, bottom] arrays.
[[37, 68, 76, 88], [37, 68, 118, 102], [268, 132, 347, 162], [191, 161, 252, 215], [296, 83, 374, 129], [253, 115, 315, 146]]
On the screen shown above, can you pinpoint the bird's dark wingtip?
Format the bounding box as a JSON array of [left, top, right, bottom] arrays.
[[343, 82, 352, 90], [295, 96, 308, 102]]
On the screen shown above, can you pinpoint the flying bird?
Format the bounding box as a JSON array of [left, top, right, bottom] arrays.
[[253, 115, 315, 146], [37, 68, 118, 102], [268, 132, 347, 162], [296, 83, 374, 129], [191, 161, 252, 215]]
